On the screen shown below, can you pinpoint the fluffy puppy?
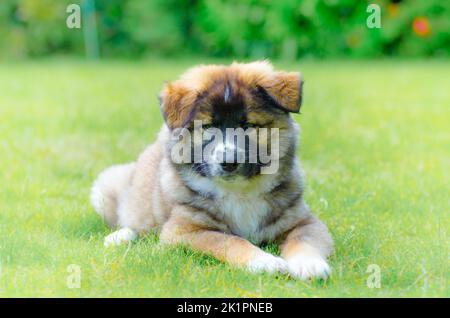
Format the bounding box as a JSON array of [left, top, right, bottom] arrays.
[[91, 61, 333, 280]]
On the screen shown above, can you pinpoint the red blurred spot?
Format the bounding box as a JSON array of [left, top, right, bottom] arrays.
[[413, 17, 431, 37]]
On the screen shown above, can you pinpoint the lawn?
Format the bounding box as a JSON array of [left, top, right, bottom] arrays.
[[0, 59, 448, 297]]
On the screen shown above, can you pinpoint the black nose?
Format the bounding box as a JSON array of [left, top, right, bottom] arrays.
[[220, 162, 238, 173]]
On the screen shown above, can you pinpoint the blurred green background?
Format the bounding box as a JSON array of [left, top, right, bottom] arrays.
[[0, 0, 448, 60]]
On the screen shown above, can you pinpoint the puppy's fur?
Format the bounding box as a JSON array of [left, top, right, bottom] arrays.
[[91, 61, 333, 279]]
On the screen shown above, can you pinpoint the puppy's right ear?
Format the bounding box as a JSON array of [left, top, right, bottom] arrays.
[[259, 71, 303, 113], [159, 82, 198, 129]]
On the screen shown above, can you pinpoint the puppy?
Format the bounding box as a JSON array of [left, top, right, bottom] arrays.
[[91, 61, 333, 280]]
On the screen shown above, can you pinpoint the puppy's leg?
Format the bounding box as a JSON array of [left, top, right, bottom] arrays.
[[280, 215, 334, 280], [104, 228, 138, 247], [160, 214, 288, 275]]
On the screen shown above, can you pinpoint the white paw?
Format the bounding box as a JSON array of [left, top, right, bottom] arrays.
[[247, 252, 288, 274], [104, 228, 138, 247], [287, 253, 331, 280]]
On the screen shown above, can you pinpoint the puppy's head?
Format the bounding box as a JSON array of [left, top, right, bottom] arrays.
[[160, 61, 303, 180]]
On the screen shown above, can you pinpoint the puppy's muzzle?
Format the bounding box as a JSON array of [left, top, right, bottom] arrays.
[[220, 162, 239, 173]]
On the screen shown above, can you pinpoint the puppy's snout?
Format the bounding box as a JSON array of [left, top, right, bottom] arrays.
[[220, 162, 238, 173]]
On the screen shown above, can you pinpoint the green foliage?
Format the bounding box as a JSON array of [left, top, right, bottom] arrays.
[[0, 0, 83, 58], [122, 0, 193, 56], [0, 0, 449, 58]]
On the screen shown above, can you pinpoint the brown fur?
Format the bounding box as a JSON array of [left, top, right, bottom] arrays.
[[160, 61, 302, 129], [91, 61, 333, 280]]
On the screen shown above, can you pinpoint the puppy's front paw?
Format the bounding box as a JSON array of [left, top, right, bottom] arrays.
[[104, 228, 138, 247], [247, 252, 288, 275], [287, 253, 331, 280]]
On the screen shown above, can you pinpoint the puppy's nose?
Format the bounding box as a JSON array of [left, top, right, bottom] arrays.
[[220, 162, 238, 173]]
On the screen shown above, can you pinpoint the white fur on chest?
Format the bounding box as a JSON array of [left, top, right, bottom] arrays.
[[184, 174, 278, 242], [216, 192, 270, 241]]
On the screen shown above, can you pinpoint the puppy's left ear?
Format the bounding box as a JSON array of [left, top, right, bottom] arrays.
[[261, 71, 303, 113], [159, 82, 198, 129]]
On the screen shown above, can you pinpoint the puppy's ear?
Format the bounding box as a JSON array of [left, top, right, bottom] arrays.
[[259, 71, 303, 113], [159, 82, 198, 129]]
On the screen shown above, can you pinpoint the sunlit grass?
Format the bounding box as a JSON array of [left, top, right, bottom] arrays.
[[0, 59, 448, 297]]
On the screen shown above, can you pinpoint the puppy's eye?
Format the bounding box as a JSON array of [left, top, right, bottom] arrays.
[[202, 123, 214, 130], [243, 123, 259, 129]]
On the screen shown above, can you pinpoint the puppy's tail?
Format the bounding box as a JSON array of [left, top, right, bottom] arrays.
[[90, 163, 135, 228]]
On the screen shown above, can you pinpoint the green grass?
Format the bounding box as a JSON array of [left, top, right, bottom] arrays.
[[0, 59, 448, 297]]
